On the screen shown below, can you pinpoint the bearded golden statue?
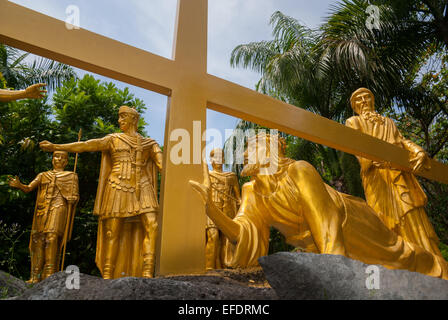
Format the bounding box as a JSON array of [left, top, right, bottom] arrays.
[[39, 106, 163, 279], [8, 151, 79, 283], [346, 88, 442, 257], [189, 133, 448, 279], [206, 148, 241, 270], [0, 83, 47, 102]]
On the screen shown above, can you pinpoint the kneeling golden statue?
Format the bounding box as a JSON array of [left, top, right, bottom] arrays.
[[9, 151, 79, 283], [190, 133, 448, 280]]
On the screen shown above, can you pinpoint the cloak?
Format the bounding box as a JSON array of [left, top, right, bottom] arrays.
[[29, 171, 79, 269], [93, 133, 160, 278]]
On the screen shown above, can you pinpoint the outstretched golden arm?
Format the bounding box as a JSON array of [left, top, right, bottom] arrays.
[[0, 83, 47, 102]]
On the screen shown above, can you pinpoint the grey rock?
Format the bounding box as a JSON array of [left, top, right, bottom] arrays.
[[8, 268, 277, 300], [258, 252, 448, 300], [0, 271, 27, 298]]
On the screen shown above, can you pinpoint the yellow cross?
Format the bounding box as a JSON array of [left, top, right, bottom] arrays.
[[1, 0, 447, 276]]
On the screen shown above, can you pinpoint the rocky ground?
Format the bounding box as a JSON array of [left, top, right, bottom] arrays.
[[1, 266, 277, 300], [2, 252, 448, 300]]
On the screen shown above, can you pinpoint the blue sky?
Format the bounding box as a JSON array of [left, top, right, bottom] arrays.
[[10, 0, 337, 148]]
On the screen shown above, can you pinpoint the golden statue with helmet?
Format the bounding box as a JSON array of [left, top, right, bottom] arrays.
[[39, 106, 163, 279], [206, 148, 241, 270], [8, 151, 79, 283]]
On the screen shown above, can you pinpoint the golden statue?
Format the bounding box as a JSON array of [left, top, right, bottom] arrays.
[[206, 148, 241, 270], [189, 133, 448, 279], [8, 151, 79, 283], [346, 88, 442, 257], [0, 83, 47, 102], [39, 106, 163, 279]]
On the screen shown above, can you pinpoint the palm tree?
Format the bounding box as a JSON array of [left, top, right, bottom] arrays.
[[0, 44, 76, 92], [231, 11, 349, 121], [228, 11, 362, 192], [378, 0, 448, 48], [319, 0, 436, 111]]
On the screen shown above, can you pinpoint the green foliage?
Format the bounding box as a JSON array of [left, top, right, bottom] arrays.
[[424, 182, 448, 245], [0, 44, 76, 92], [268, 228, 294, 254], [440, 242, 448, 262], [0, 74, 147, 279], [0, 219, 27, 276]]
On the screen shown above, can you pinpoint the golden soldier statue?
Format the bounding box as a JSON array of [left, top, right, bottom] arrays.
[[206, 148, 241, 270], [8, 151, 79, 283], [0, 83, 47, 102], [346, 88, 442, 257], [190, 133, 448, 280], [39, 106, 163, 279]]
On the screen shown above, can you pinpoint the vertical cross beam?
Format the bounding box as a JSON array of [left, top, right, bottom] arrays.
[[156, 0, 208, 275]]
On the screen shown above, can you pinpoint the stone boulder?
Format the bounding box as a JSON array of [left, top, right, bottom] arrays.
[[0, 271, 27, 298], [7, 267, 277, 300], [258, 252, 448, 300]]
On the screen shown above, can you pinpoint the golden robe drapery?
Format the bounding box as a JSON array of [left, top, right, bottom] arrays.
[[346, 115, 441, 256], [93, 133, 160, 278], [230, 159, 448, 279]]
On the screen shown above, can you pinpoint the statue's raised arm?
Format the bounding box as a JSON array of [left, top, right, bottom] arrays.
[[0, 83, 47, 102]]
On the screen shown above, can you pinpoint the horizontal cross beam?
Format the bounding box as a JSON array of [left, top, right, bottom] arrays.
[[1, 1, 446, 185], [205, 75, 448, 184]]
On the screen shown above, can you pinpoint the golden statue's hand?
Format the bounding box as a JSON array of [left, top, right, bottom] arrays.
[[8, 176, 21, 189], [24, 83, 47, 99], [39, 140, 55, 152], [410, 151, 431, 173], [189, 158, 212, 205]]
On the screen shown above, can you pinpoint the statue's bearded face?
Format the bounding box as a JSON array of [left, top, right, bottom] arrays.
[[352, 91, 375, 115], [241, 138, 276, 177], [52, 151, 68, 170], [241, 147, 260, 177], [118, 112, 137, 132]]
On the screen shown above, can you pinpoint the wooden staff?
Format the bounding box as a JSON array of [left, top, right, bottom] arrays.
[[60, 129, 82, 271]]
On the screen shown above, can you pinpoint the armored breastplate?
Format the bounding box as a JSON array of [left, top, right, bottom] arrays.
[[210, 175, 233, 208], [108, 138, 147, 192], [36, 172, 65, 216]]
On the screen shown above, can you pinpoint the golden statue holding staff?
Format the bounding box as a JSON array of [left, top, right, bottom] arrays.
[[39, 106, 163, 279], [206, 148, 241, 270], [8, 151, 79, 283], [0, 83, 47, 102], [346, 88, 442, 257], [189, 133, 448, 279]]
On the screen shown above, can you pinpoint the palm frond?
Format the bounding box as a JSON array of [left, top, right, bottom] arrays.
[[24, 58, 77, 92]]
